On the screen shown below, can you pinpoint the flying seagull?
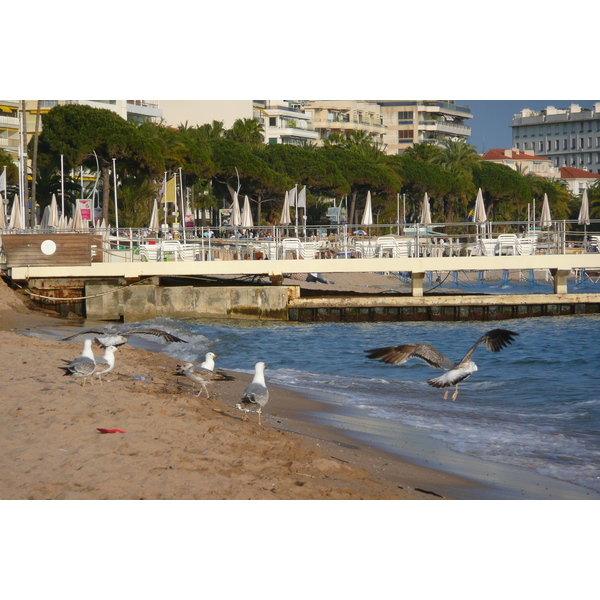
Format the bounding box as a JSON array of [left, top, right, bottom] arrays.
[[94, 346, 118, 383], [174, 353, 235, 398], [59, 339, 97, 386], [236, 362, 269, 424], [365, 329, 518, 401], [62, 327, 187, 349]]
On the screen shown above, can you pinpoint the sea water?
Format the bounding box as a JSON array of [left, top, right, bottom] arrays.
[[118, 313, 600, 495]]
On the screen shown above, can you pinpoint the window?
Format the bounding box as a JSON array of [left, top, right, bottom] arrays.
[[589, 137, 593, 148], [539, 141, 544, 152], [563, 139, 568, 150], [269, 117, 277, 127], [555, 139, 560, 150], [547, 140, 551, 151], [571, 138, 576, 149], [397, 111, 413, 121], [398, 130, 413, 140]]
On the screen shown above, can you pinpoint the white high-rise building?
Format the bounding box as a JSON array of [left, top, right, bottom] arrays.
[[511, 102, 600, 174]]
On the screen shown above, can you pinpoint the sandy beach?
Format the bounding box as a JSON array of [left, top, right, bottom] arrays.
[[0, 276, 471, 500]]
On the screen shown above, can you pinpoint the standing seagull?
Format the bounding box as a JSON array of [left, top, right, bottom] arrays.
[[94, 346, 118, 384], [200, 351, 234, 379], [173, 356, 235, 398], [62, 327, 187, 349], [60, 339, 97, 386], [365, 329, 518, 401], [237, 362, 269, 424]]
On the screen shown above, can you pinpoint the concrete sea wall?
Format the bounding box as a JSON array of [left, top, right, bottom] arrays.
[[86, 281, 298, 322]]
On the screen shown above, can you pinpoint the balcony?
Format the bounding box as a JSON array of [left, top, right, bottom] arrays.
[[418, 120, 471, 136]]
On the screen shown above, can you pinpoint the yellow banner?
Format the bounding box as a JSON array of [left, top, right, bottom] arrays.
[[164, 176, 176, 203]]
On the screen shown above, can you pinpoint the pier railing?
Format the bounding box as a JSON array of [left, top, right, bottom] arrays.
[[1, 219, 599, 267]]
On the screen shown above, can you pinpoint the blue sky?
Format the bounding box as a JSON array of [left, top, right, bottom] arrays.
[[457, 100, 597, 153]]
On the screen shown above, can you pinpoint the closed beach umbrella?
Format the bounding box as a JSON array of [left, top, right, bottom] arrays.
[[241, 195, 254, 228], [539, 193, 552, 228], [40, 205, 50, 229], [578, 188, 590, 226], [231, 191, 241, 228], [8, 194, 23, 229], [48, 193, 59, 228], [148, 199, 160, 232], [361, 190, 373, 226], [280, 191, 291, 226], [473, 187, 487, 223], [72, 201, 84, 231], [420, 192, 432, 225], [0, 200, 5, 229]]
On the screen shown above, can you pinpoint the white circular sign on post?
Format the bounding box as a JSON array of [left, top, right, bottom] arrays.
[[40, 240, 57, 255]]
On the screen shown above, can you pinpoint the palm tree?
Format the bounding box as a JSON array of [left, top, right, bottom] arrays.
[[433, 139, 480, 176], [588, 180, 600, 219], [225, 118, 264, 147], [403, 142, 442, 163]]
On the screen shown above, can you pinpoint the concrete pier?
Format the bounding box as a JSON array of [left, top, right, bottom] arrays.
[[4, 236, 600, 322]]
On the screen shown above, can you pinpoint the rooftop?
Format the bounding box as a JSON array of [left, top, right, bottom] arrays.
[[482, 148, 550, 162]]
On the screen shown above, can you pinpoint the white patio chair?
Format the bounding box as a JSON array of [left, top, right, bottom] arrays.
[[355, 240, 377, 258], [159, 240, 183, 261], [282, 238, 302, 259], [480, 239, 498, 256], [139, 244, 159, 261], [517, 239, 536, 255], [497, 234, 518, 255], [300, 241, 318, 259], [376, 236, 398, 258], [181, 244, 198, 261]]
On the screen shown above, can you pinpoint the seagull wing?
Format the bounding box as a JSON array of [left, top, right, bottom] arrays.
[[459, 329, 519, 365], [123, 328, 187, 343], [365, 343, 455, 371], [241, 382, 269, 407], [61, 328, 108, 341], [61, 356, 96, 376]]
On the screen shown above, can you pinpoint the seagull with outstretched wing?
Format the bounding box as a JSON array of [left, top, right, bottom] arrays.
[[365, 329, 518, 401], [62, 327, 187, 348]]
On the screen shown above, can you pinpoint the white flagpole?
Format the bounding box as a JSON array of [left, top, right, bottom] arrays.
[[60, 154, 65, 218], [112, 157, 119, 234], [294, 184, 298, 236]]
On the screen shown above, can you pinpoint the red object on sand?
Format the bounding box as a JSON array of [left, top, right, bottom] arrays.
[[97, 428, 125, 434]]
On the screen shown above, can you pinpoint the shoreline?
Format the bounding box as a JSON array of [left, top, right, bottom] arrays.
[[5, 313, 598, 500]]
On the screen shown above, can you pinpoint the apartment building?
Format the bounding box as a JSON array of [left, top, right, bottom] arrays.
[[301, 100, 386, 147], [0, 101, 22, 159], [511, 103, 600, 174], [253, 100, 318, 146], [376, 100, 472, 154], [160, 100, 252, 129]]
